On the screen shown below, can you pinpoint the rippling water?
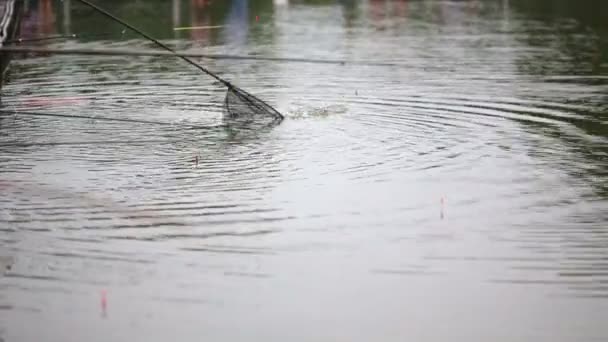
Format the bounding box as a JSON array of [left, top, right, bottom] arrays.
[[1, 0, 607, 341]]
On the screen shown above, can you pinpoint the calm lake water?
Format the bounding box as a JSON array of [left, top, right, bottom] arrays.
[[1, 0, 607, 341]]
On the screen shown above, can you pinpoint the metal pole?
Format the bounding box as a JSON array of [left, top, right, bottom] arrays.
[[63, 0, 71, 35], [173, 0, 181, 39]]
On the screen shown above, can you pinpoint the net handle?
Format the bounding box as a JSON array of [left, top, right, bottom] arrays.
[[74, 0, 232, 88]]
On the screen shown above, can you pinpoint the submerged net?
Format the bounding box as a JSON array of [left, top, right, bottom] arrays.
[[224, 85, 284, 123]]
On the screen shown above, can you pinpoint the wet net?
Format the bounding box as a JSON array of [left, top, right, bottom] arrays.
[[77, 0, 284, 125], [224, 85, 283, 123]]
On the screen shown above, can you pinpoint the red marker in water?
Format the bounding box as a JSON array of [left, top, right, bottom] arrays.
[[256, 15, 259, 22], [100, 290, 107, 316]]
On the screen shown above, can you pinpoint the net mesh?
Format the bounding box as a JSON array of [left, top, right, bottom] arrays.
[[224, 85, 284, 124]]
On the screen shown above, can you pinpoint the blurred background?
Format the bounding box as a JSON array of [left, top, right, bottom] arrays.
[[1, 1, 607, 341]]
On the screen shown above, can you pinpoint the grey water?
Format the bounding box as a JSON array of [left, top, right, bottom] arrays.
[[0, 0, 607, 341]]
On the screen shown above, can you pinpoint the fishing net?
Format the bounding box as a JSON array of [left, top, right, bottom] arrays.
[[224, 85, 283, 123], [76, 0, 285, 126]]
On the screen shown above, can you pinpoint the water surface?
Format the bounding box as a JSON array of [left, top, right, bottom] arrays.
[[1, 0, 607, 341]]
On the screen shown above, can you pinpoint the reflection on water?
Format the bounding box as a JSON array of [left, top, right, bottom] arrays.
[[1, 0, 607, 341]]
